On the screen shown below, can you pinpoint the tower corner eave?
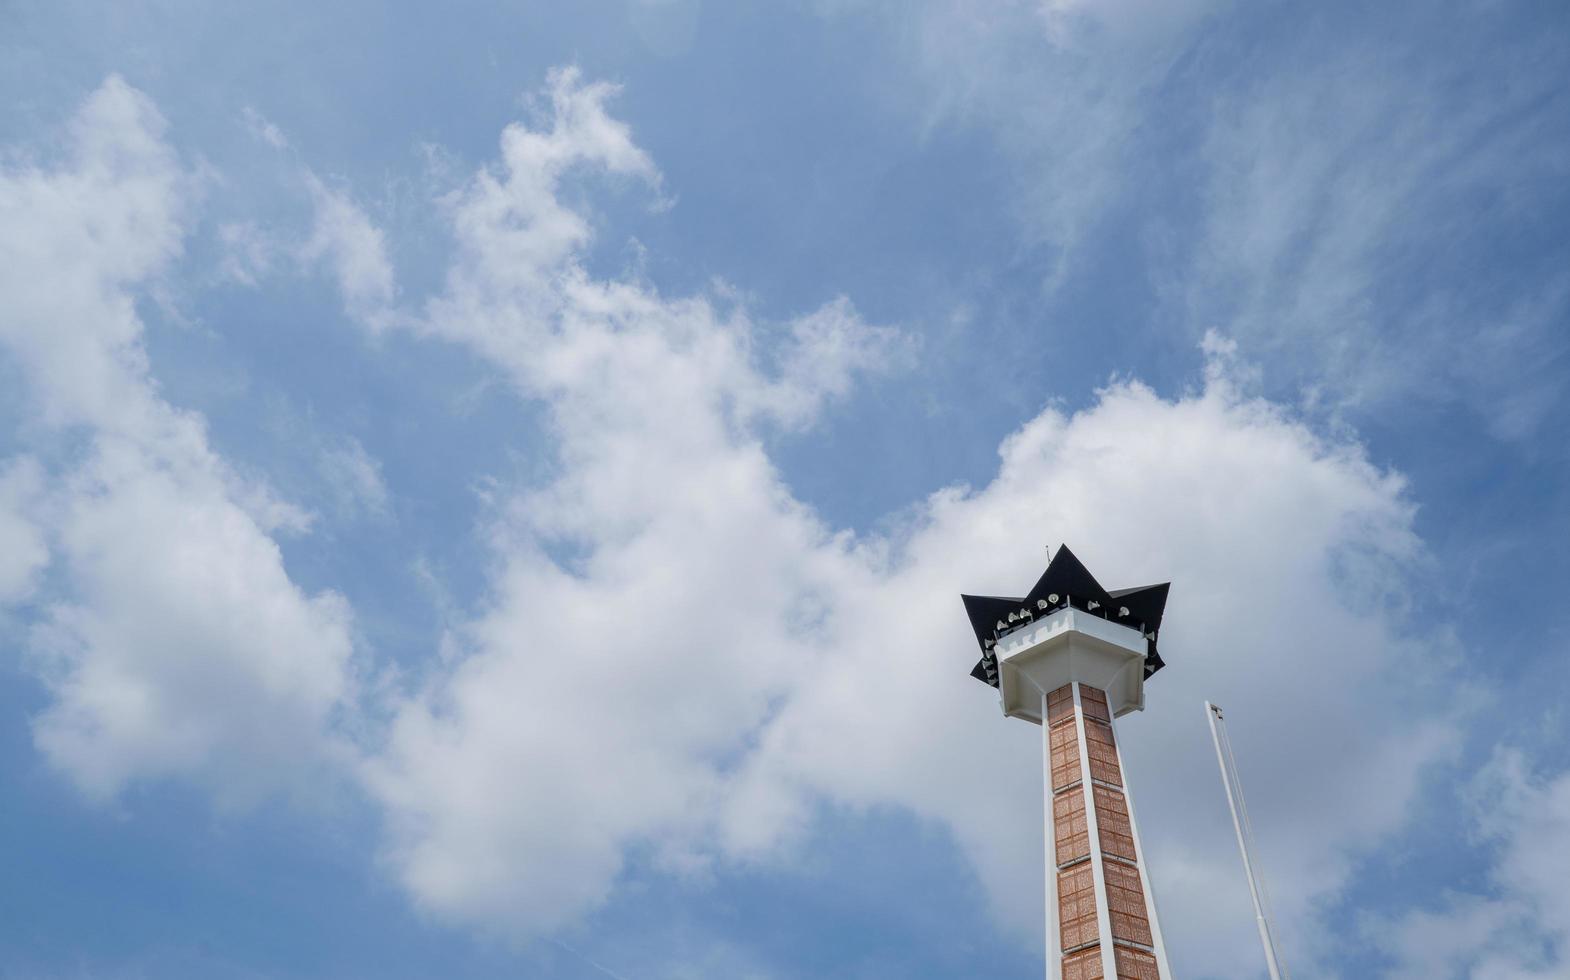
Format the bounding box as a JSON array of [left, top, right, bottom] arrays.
[[994, 606, 1149, 723]]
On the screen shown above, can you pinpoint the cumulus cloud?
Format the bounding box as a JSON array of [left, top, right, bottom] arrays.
[[0, 76, 187, 432], [301, 173, 397, 326], [730, 363, 1462, 976], [0, 77, 358, 802], [359, 66, 902, 935], [318, 436, 391, 520], [30, 434, 356, 801], [0, 457, 49, 604], [348, 69, 1458, 978], [750, 295, 908, 430], [226, 108, 397, 327], [1372, 749, 1570, 979]]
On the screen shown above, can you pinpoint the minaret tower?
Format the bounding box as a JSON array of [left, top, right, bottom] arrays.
[[963, 545, 1173, 980]]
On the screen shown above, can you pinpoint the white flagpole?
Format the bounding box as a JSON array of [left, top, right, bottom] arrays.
[[1206, 701, 1288, 980]]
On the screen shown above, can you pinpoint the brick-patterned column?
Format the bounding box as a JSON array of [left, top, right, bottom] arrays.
[[1044, 683, 1168, 980], [1111, 712, 1173, 975]]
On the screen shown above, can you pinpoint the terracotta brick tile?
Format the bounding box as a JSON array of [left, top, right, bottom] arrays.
[[1093, 785, 1139, 862], [1057, 861, 1100, 951], [1114, 944, 1161, 980], [1054, 786, 1090, 865], [1051, 722, 1083, 790], [1062, 946, 1105, 980], [1048, 684, 1076, 726], [1080, 685, 1112, 722], [1103, 861, 1152, 946], [1085, 722, 1123, 786]]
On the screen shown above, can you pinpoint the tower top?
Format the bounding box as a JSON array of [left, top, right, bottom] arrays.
[[960, 545, 1170, 713]]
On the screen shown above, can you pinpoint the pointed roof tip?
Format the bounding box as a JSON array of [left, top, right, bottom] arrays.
[[1025, 543, 1112, 607]]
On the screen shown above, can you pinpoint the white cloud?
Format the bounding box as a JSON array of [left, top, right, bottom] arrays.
[[216, 220, 277, 287], [0, 77, 359, 802], [854, 0, 1226, 274], [1183, 28, 1570, 433], [0, 456, 49, 604], [359, 67, 900, 936], [750, 295, 909, 430], [318, 435, 391, 520], [351, 70, 1459, 979], [728, 365, 1461, 976], [229, 108, 397, 327], [1372, 749, 1570, 979], [31, 433, 356, 802], [301, 173, 397, 326], [869, 0, 1570, 434], [241, 106, 290, 151], [0, 75, 187, 433]]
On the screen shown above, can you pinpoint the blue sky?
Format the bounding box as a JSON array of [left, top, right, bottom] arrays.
[[1, 1, 1568, 978]]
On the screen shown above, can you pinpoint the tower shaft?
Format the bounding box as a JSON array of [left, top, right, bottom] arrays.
[[1043, 682, 1170, 980]]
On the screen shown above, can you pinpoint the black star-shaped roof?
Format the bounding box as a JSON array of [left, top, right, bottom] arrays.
[[960, 544, 1169, 689]]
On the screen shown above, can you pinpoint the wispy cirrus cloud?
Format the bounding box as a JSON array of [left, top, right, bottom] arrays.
[[861, 0, 1570, 440], [1180, 10, 1570, 438]]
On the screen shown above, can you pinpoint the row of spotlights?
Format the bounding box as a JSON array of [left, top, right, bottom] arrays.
[[988, 597, 1145, 646]]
